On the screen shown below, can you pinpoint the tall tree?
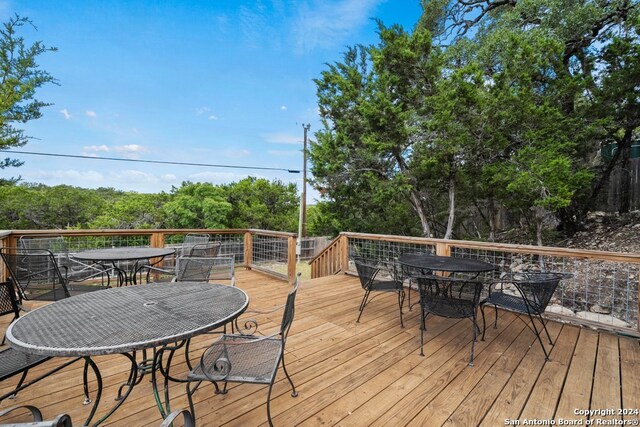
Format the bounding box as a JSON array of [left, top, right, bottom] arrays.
[[0, 15, 57, 173]]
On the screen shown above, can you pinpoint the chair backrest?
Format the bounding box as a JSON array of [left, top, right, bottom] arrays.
[[415, 275, 483, 318], [19, 236, 68, 253], [0, 281, 20, 319], [175, 256, 216, 282], [184, 234, 210, 245], [208, 255, 235, 286], [0, 248, 70, 301], [187, 242, 221, 258], [280, 274, 301, 340], [353, 257, 380, 290], [506, 272, 569, 313]]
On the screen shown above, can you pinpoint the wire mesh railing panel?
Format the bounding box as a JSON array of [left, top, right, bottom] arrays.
[[451, 247, 639, 331], [251, 235, 289, 277], [347, 237, 437, 274]]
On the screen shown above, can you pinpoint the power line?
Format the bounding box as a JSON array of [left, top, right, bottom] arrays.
[[0, 150, 301, 174]]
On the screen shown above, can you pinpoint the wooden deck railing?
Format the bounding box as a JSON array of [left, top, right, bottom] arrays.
[[0, 228, 298, 284], [309, 232, 640, 335]]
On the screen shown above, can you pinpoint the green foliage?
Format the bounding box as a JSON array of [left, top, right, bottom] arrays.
[[0, 177, 300, 232], [309, 0, 637, 243], [0, 15, 57, 172], [222, 177, 299, 232]]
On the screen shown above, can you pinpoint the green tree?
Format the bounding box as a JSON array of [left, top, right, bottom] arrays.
[[223, 177, 299, 231], [89, 192, 168, 229], [162, 182, 232, 229], [0, 15, 57, 173], [312, 23, 440, 237]]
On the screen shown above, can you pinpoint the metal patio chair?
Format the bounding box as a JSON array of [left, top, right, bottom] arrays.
[[415, 274, 483, 366], [179, 234, 212, 256], [174, 256, 216, 282], [400, 250, 434, 311], [0, 405, 72, 426], [185, 274, 300, 426], [19, 236, 111, 288], [0, 281, 82, 403], [354, 256, 405, 327], [480, 271, 571, 361], [208, 255, 235, 287], [1, 248, 106, 302]]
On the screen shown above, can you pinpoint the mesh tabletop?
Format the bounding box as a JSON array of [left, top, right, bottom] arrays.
[[72, 247, 175, 262], [6, 282, 248, 357], [398, 254, 496, 273]]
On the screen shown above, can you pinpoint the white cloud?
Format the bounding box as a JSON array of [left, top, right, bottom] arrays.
[[60, 109, 72, 120], [196, 107, 210, 115], [83, 145, 110, 152], [85, 110, 97, 118], [208, 115, 219, 120], [161, 174, 178, 183], [292, 0, 382, 53], [280, 105, 287, 111], [263, 132, 302, 145], [113, 144, 148, 159]]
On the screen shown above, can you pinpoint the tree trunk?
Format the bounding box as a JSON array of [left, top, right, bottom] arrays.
[[444, 176, 455, 240], [409, 190, 432, 237], [619, 130, 633, 214]]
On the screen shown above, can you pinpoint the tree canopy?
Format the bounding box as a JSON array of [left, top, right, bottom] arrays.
[[309, 0, 639, 243], [0, 15, 57, 176]]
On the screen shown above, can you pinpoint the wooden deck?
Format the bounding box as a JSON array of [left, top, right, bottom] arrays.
[[1, 270, 639, 426]]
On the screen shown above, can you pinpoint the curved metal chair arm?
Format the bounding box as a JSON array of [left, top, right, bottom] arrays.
[[160, 409, 195, 427], [0, 405, 43, 421], [198, 332, 282, 382], [0, 405, 73, 426]]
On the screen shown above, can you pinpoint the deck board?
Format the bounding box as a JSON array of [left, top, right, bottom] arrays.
[[1, 270, 638, 426]]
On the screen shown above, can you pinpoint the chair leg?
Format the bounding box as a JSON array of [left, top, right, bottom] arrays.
[[186, 381, 201, 421], [480, 304, 487, 341], [529, 314, 551, 361], [281, 353, 298, 397], [266, 382, 275, 427], [469, 314, 478, 367], [356, 290, 371, 323], [419, 310, 426, 357], [398, 289, 405, 328]]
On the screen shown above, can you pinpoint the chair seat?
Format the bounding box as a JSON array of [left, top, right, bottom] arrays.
[[0, 348, 49, 381], [188, 335, 282, 384], [370, 278, 400, 292], [482, 292, 540, 315], [423, 297, 476, 318]]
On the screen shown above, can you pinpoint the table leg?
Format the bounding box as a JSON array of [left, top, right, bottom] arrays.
[[84, 353, 138, 426], [152, 340, 190, 419]]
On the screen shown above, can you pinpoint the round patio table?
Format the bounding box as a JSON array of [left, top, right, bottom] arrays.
[[6, 281, 249, 426], [73, 247, 176, 286], [398, 253, 496, 274]]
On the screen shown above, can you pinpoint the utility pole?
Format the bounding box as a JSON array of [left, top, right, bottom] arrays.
[[301, 123, 310, 238]]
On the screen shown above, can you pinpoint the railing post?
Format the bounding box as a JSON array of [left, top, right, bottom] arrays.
[[150, 232, 165, 249], [244, 231, 253, 269], [436, 242, 451, 257], [288, 235, 297, 284], [340, 234, 349, 274]]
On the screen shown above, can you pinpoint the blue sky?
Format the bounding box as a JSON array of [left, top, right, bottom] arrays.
[[1, 1, 422, 199]]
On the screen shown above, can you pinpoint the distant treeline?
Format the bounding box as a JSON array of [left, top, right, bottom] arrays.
[[0, 177, 303, 232]]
